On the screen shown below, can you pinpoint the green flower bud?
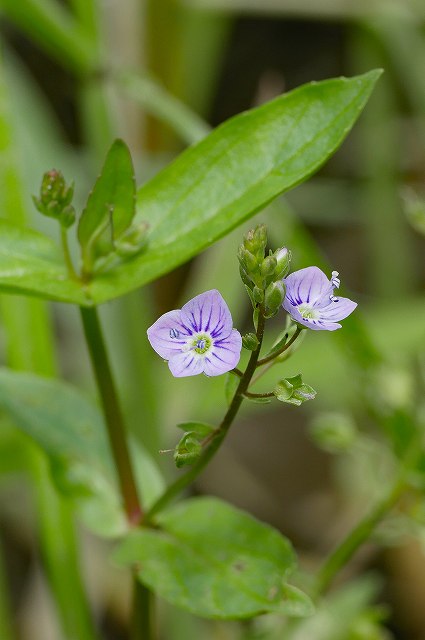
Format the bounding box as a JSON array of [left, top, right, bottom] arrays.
[[243, 224, 267, 259], [239, 265, 253, 288], [252, 285, 264, 304], [60, 205, 76, 229], [264, 280, 285, 318], [33, 169, 76, 228], [238, 246, 258, 274], [242, 332, 259, 351], [274, 247, 291, 279], [260, 255, 277, 277]]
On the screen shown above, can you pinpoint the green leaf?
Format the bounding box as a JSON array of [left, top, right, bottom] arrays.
[[174, 433, 202, 468], [78, 139, 136, 267], [0, 220, 88, 304], [89, 70, 381, 303], [0, 72, 380, 305], [0, 368, 163, 536], [176, 421, 214, 437], [114, 497, 313, 619]]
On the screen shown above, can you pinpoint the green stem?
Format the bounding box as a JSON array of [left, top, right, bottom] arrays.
[[145, 312, 266, 522], [313, 479, 405, 598], [80, 306, 143, 525], [256, 326, 302, 367], [60, 226, 78, 280], [243, 390, 274, 399], [131, 581, 156, 640]]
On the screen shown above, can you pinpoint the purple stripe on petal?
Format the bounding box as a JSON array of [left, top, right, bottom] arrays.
[[203, 329, 242, 376], [182, 290, 233, 337], [147, 310, 192, 359], [168, 352, 204, 377], [285, 267, 332, 307], [318, 297, 357, 322]]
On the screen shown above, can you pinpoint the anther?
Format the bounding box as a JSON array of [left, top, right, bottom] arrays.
[[169, 328, 180, 339]]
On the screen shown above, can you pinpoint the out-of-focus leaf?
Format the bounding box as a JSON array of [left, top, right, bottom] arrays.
[[0, 368, 164, 536], [114, 497, 313, 619]]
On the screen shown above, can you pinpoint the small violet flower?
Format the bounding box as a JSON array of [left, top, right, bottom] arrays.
[[283, 266, 357, 331], [147, 290, 242, 377]]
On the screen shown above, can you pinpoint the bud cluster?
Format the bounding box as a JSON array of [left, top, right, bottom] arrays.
[[238, 224, 291, 318], [32, 169, 75, 228]]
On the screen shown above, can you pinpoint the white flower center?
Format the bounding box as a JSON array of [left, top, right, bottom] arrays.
[[297, 303, 319, 320], [182, 333, 213, 355]]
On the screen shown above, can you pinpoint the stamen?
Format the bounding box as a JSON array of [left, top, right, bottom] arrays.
[[330, 294, 340, 303], [196, 339, 206, 350], [169, 328, 180, 339], [331, 271, 340, 289]]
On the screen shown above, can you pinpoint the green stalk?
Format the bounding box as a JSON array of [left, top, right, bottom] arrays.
[[131, 580, 156, 640], [80, 306, 143, 525], [0, 48, 98, 639], [146, 311, 266, 522], [313, 479, 405, 598]]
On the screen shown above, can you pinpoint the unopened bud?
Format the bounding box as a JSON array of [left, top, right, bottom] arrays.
[[243, 224, 267, 260], [252, 285, 264, 304], [274, 247, 291, 279], [260, 255, 277, 277], [264, 280, 285, 318], [242, 332, 259, 351], [33, 169, 76, 228]]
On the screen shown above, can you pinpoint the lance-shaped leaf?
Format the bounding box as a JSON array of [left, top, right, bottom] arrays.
[[0, 71, 380, 305], [78, 139, 136, 268], [90, 70, 381, 303], [114, 497, 313, 619]]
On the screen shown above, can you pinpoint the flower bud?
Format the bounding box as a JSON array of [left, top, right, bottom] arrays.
[[260, 255, 277, 278], [242, 332, 259, 351], [252, 285, 264, 304], [243, 224, 267, 260], [274, 247, 291, 279], [33, 169, 76, 228], [264, 280, 285, 318]]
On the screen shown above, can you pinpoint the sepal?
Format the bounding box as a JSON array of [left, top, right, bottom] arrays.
[[274, 374, 316, 406]]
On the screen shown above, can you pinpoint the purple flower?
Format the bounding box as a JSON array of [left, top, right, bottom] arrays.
[[147, 290, 242, 377], [283, 266, 357, 331]]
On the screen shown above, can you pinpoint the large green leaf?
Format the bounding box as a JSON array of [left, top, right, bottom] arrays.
[[0, 368, 164, 536], [0, 71, 380, 305], [114, 497, 313, 619]]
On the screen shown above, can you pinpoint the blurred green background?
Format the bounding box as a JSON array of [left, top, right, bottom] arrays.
[[0, 0, 425, 638]]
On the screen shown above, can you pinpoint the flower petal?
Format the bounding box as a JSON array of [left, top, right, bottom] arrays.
[[318, 297, 357, 321], [168, 352, 205, 377], [284, 267, 332, 306], [203, 329, 242, 376], [147, 310, 192, 360], [181, 290, 233, 338]]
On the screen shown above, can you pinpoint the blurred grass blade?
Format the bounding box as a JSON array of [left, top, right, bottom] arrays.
[[0, 53, 99, 640], [0, 0, 95, 75], [117, 71, 211, 145]]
